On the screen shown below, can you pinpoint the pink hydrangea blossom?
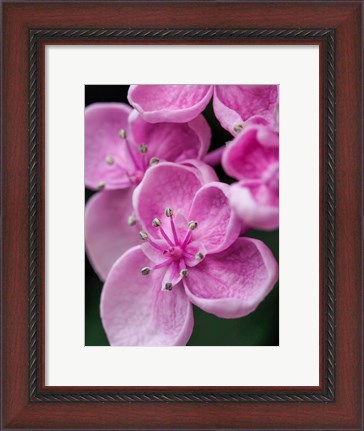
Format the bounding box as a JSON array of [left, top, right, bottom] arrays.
[[128, 84, 278, 135], [100, 162, 278, 346], [85, 103, 212, 280], [222, 123, 279, 230]]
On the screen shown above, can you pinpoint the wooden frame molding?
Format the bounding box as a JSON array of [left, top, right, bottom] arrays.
[[2, 2, 362, 429]]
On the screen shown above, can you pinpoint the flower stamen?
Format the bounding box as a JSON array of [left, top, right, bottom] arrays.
[[233, 123, 245, 133], [119, 129, 141, 170], [139, 231, 148, 240], [128, 215, 137, 226], [188, 221, 198, 230], [195, 252, 204, 261], [149, 157, 159, 166], [180, 268, 188, 278], [139, 144, 148, 154], [163, 282, 173, 291], [105, 155, 114, 165], [152, 259, 172, 270], [140, 267, 151, 276], [152, 218, 161, 227], [165, 208, 179, 245], [97, 181, 105, 190]]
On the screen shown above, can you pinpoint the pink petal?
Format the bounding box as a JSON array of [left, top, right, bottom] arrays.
[[133, 162, 204, 237], [184, 237, 278, 318], [85, 103, 133, 190], [222, 125, 279, 181], [229, 183, 279, 230], [101, 246, 193, 346], [187, 182, 240, 254], [128, 110, 211, 162], [128, 85, 213, 123], [85, 188, 141, 281], [213, 85, 279, 135], [180, 159, 219, 183]]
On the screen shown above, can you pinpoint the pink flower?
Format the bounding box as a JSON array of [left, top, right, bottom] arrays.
[[128, 85, 278, 135], [100, 162, 278, 346], [85, 103, 212, 280], [222, 123, 279, 230]]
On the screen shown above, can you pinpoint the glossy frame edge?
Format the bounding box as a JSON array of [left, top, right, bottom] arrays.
[[28, 28, 335, 403]]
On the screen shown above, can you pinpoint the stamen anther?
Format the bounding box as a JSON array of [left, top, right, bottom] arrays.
[[119, 129, 127, 139], [128, 215, 137, 226], [180, 269, 188, 278], [163, 282, 173, 291], [233, 123, 244, 133], [139, 231, 148, 241], [141, 267, 151, 276], [97, 181, 105, 190], [105, 155, 114, 165], [149, 157, 160, 166], [139, 144, 148, 154], [152, 218, 161, 227], [188, 221, 198, 230], [195, 252, 204, 261], [165, 208, 173, 217]]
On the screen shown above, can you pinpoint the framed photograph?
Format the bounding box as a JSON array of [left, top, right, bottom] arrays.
[[1, 1, 362, 430]]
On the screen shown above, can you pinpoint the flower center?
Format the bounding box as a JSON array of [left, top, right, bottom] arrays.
[[167, 246, 184, 261], [139, 208, 203, 291]]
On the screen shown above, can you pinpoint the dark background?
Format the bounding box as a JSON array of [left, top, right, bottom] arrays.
[[85, 85, 279, 346]]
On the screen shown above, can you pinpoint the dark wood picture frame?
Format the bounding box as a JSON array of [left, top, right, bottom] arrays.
[[1, 1, 362, 429]]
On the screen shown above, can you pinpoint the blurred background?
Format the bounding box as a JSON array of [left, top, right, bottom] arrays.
[[85, 85, 279, 346]]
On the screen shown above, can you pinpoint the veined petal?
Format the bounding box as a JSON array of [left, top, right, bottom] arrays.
[[213, 85, 279, 135], [180, 159, 219, 184], [128, 85, 213, 123], [85, 188, 141, 281], [101, 246, 194, 346], [85, 103, 133, 190], [187, 182, 240, 254], [184, 238, 278, 318], [133, 162, 204, 238], [229, 183, 279, 230], [129, 110, 211, 162], [222, 125, 279, 181]]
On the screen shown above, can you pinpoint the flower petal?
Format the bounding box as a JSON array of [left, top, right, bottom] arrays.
[[129, 111, 211, 162], [85, 103, 134, 190], [184, 237, 278, 318], [128, 85, 213, 123], [229, 183, 279, 230], [85, 188, 141, 281], [133, 162, 204, 237], [180, 159, 219, 183], [213, 85, 279, 135], [222, 125, 279, 181], [187, 182, 240, 254], [101, 246, 194, 346]]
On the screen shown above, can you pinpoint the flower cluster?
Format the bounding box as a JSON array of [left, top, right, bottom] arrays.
[[85, 84, 279, 346]]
